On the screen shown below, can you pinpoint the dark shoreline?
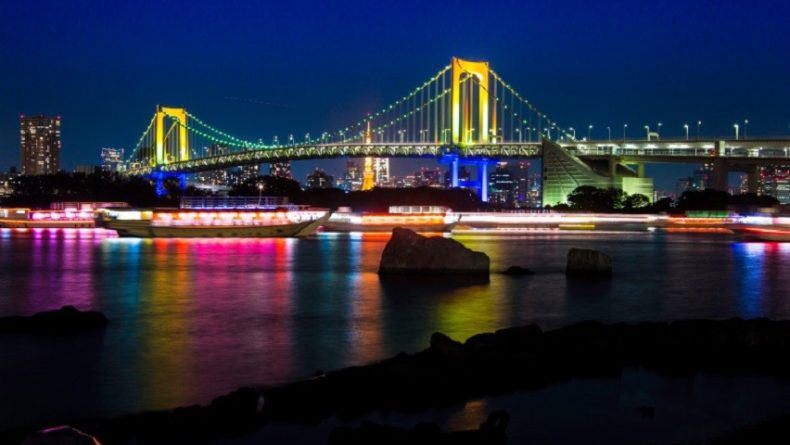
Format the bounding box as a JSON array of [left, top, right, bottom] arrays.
[[5, 317, 790, 444]]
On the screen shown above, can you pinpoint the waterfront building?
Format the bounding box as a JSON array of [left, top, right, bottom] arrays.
[[676, 177, 693, 199], [444, 166, 471, 187], [0, 167, 19, 197], [100, 147, 125, 173], [20, 115, 61, 175], [306, 168, 334, 189], [414, 167, 443, 187], [269, 161, 292, 179], [74, 165, 97, 175], [228, 164, 261, 186]]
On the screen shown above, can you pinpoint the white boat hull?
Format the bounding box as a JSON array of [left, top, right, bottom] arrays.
[[102, 215, 328, 238]]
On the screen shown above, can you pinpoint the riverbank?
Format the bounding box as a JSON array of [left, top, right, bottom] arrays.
[[5, 317, 790, 444]]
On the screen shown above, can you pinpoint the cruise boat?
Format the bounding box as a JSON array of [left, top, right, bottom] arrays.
[[0, 202, 127, 229], [323, 206, 458, 233], [96, 197, 330, 238], [731, 215, 790, 242]]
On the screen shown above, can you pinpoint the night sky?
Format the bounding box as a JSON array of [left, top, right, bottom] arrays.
[[1, 0, 788, 192]]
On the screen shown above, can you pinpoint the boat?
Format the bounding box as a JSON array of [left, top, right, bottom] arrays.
[[0, 202, 128, 229], [322, 206, 458, 233], [731, 215, 790, 241], [96, 197, 330, 238]]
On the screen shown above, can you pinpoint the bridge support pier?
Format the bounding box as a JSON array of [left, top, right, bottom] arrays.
[[477, 161, 489, 203], [746, 164, 760, 194], [711, 158, 730, 192], [451, 156, 459, 188]]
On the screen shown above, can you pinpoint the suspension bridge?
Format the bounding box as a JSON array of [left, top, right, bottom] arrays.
[[126, 57, 790, 204]]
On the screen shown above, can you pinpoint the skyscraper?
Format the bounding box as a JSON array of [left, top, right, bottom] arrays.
[[100, 147, 125, 172], [488, 162, 517, 205], [20, 115, 61, 175]]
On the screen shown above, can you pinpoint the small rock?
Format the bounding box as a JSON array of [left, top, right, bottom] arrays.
[[566, 248, 613, 277], [503, 265, 534, 276]]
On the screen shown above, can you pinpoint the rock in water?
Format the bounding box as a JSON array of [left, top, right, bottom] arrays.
[[566, 248, 612, 276], [0, 305, 108, 334], [503, 265, 534, 276], [378, 227, 489, 275]]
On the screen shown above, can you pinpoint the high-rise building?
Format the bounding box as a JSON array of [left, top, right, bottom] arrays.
[[373, 158, 390, 185], [20, 115, 61, 175], [488, 162, 517, 205], [306, 168, 334, 189], [759, 165, 790, 204], [340, 160, 361, 191], [269, 161, 292, 179], [194, 144, 231, 187], [100, 147, 125, 172], [516, 161, 530, 203]]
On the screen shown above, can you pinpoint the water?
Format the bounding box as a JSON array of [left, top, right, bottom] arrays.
[[1, 228, 790, 437]]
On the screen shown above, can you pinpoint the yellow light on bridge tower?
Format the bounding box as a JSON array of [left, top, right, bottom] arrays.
[[451, 57, 492, 145], [154, 105, 189, 165], [362, 121, 375, 190]]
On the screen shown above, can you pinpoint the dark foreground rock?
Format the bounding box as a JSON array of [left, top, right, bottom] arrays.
[[329, 410, 509, 445], [7, 318, 790, 444], [566, 247, 612, 276], [379, 227, 490, 275], [0, 305, 108, 334]]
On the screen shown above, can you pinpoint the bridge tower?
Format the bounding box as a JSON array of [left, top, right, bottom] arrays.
[[361, 121, 375, 190], [154, 105, 189, 165], [451, 57, 493, 145]]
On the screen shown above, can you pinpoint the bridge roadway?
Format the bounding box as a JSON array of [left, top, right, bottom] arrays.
[[128, 138, 790, 175]]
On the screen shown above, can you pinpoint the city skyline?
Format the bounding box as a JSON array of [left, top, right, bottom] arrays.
[[1, 0, 788, 192]]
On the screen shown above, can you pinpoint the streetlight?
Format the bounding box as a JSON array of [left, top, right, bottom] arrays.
[[623, 124, 628, 141], [588, 124, 593, 140], [733, 123, 740, 140], [606, 126, 611, 141], [515, 127, 522, 142], [697, 121, 702, 140], [683, 124, 689, 140], [257, 183, 264, 207], [569, 127, 576, 139], [644, 125, 650, 140], [744, 119, 749, 139], [657, 122, 663, 137]]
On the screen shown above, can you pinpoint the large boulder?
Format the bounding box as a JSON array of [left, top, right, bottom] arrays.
[[378, 227, 489, 275], [566, 248, 612, 277]]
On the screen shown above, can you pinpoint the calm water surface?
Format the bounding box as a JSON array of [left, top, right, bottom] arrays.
[[1, 228, 789, 434]]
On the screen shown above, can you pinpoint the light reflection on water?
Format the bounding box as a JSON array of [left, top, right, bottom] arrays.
[[0, 230, 789, 429]]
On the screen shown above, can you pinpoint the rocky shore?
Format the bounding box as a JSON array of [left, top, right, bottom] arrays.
[[0, 305, 108, 334], [6, 317, 790, 444]]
